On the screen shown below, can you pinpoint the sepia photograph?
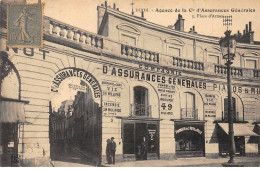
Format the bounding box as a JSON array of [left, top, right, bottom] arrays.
[[0, 0, 259, 167]]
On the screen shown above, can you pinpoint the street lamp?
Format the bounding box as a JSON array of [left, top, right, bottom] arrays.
[[219, 30, 237, 166]]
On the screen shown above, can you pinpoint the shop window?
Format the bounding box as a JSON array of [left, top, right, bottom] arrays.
[[245, 59, 257, 69], [223, 97, 237, 121], [131, 86, 150, 117], [175, 123, 205, 157], [181, 92, 197, 119]]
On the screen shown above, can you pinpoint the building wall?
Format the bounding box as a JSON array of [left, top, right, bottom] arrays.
[[2, 39, 260, 164], [0, 5, 259, 166], [98, 7, 260, 69]]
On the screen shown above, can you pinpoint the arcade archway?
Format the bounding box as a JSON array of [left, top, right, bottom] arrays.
[[49, 68, 102, 165]]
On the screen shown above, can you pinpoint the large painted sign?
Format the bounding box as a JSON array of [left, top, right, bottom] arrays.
[[51, 68, 101, 98], [103, 65, 260, 94]]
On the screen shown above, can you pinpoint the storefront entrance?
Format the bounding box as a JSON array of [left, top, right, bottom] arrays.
[[122, 120, 159, 160], [0, 123, 18, 166], [174, 122, 205, 157]]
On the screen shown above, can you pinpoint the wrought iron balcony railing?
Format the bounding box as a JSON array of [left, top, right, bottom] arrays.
[[130, 104, 151, 117], [180, 108, 198, 119]]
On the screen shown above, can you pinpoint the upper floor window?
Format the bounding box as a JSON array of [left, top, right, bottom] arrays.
[[117, 24, 140, 47], [121, 34, 136, 46], [168, 46, 181, 57], [181, 92, 197, 119], [205, 47, 221, 65], [208, 54, 219, 64], [245, 59, 257, 69], [223, 97, 237, 122], [165, 37, 184, 58], [131, 86, 150, 117], [242, 51, 259, 69], [134, 86, 148, 105]]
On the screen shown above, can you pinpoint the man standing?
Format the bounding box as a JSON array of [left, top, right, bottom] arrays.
[[140, 137, 147, 160], [110, 137, 116, 164], [106, 139, 111, 164]]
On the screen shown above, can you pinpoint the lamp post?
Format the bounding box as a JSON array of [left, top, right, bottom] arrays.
[[219, 30, 237, 165]]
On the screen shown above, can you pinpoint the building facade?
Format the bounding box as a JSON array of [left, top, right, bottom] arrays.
[[0, 1, 260, 166]]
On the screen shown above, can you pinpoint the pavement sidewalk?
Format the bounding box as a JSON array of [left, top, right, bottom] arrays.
[[103, 156, 260, 167]]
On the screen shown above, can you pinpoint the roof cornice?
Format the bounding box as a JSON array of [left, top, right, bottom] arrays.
[[99, 6, 260, 49]]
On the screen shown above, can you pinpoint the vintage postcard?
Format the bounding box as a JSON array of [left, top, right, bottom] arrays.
[[0, 0, 259, 167]]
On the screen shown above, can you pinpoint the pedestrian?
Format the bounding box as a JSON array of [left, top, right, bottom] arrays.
[[106, 139, 111, 164], [110, 137, 116, 164], [140, 136, 147, 160], [239, 141, 245, 156]]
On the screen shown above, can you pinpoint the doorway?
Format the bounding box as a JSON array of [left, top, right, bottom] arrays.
[[135, 123, 147, 160], [49, 68, 102, 165], [1, 123, 18, 167], [122, 121, 159, 161]]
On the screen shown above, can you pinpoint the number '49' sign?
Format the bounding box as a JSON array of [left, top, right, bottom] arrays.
[[161, 103, 172, 110]]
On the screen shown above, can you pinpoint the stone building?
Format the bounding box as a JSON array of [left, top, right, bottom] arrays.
[[0, 1, 259, 166]]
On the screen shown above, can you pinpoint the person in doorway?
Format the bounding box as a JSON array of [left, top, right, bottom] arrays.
[[140, 136, 147, 160], [238, 139, 245, 156], [110, 137, 116, 164], [106, 139, 111, 164]]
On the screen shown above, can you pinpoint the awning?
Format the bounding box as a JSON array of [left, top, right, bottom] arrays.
[[0, 100, 27, 123], [218, 123, 259, 136]]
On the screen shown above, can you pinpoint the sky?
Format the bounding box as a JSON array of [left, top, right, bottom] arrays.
[[41, 0, 260, 41], [50, 78, 86, 111]]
